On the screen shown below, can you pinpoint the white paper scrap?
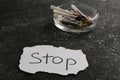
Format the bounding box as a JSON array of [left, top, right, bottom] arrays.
[[19, 45, 89, 75]]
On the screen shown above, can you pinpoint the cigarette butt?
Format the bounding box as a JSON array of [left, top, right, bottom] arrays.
[[53, 10, 77, 18], [71, 4, 90, 20], [51, 5, 72, 15]]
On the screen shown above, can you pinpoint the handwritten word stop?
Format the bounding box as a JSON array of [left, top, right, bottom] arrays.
[[19, 45, 89, 75]]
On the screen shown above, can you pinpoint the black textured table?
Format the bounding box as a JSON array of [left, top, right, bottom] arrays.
[[0, 0, 120, 80]]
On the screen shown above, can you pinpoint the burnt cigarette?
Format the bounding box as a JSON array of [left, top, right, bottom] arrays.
[[71, 4, 90, 20], [53, 10, 77, 18], [50, 5, 72, 15]]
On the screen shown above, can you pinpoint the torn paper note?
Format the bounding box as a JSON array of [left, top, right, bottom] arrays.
[[19, 45, 89, 75]]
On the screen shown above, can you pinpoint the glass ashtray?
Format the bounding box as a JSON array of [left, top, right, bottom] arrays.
[[52, 3, 99, 33]]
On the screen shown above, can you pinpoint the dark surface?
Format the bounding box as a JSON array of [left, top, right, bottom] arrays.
[[0, 0, 120, 80]]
